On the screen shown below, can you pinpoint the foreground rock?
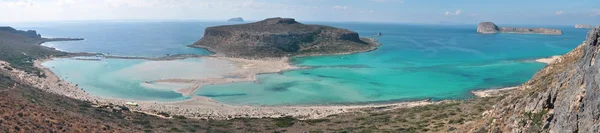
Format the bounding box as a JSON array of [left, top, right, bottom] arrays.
[[477, 22, 562, 35], [192, 17, 379, 58], [575, 24, 593, 29], [227, 17, 244, 22], [472, 27, 600, 132]]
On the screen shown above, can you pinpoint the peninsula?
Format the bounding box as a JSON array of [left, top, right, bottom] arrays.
[[477, 22, 563, 35], [191, 17, 379, 58]]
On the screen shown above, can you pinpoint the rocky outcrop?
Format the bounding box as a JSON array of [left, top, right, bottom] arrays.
[[192, 17, 379, 58], [227, 17, 244, 22], [472, 27, 600, 132], [477, 22, 500, 33], [477, 22, 563, 35], [0, 27, 41, 38], [575, 24, 594, 29]]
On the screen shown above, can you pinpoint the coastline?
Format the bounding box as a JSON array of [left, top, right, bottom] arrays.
[[24, 56, 440, 120]]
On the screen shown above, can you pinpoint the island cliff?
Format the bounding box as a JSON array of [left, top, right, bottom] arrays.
[[472, 27, 600, 132], [477, 22, 562, 35], [191, 17, 379, 58]]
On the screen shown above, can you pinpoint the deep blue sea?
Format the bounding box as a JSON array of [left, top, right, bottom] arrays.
[[18, 21, 590, 105]]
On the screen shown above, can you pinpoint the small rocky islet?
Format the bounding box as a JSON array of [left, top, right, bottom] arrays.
[[575, 24, 594, 29], [227, 17, 244, 22], [477, 22, 563, 35], [191, 17, 380, 59]]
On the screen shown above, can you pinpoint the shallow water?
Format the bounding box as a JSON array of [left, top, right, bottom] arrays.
[[41, 58, 237, 101], [25, 21, 590, 105]]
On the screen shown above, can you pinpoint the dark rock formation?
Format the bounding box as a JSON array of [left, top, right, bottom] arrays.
[[0, 27, 41, 38], [477, 22, 563, 35], [227, 17, 244, 22], [473, 27, 600, 132], [192, 17, 379, 58], [575, 24, 593, 29]]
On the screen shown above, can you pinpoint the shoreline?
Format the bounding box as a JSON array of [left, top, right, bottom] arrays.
[[25, 56, 442, 120]]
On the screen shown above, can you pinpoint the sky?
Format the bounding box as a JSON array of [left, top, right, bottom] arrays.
[[1, 0, 599, 25]]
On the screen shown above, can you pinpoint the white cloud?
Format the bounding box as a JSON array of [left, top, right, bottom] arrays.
[[555, 10, 564, 15], [332, 5, 349, 10], [445, 9, 461, 16]]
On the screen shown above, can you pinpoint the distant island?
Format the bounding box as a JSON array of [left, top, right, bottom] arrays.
[[477, 22, 562, 35], [192, 17, 379, 58], [575, 24, 593, 29], [227, 17, 244, 22]]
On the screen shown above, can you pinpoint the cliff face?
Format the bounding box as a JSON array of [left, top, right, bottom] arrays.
[[477, 22, 562, 35], [473, 27, 600, 132], [192, 17, 379, 58]]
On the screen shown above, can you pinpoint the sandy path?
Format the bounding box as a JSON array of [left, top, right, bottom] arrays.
[[535, 55, 561, 64]]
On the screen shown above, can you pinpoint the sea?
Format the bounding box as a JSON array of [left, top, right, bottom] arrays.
[[14, 20, 590, 105]]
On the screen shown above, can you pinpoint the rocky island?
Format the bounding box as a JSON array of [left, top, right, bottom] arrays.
[[227, 17, 244, 22], [192, 17, 379, 58], [575, 24, 593, 29], [477, 22, 563, 35]]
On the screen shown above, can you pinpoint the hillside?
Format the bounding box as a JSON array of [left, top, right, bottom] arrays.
[[191, 17, 379, 58], [471, 27, 600, 132]]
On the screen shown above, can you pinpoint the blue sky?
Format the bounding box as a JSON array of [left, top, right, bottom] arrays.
[[1, 0, 599, 25]]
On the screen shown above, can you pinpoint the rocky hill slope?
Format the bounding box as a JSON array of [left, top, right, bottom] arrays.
[[477, 22, 563, 35], [191, 17, 379, 58], [472, 27, 600, 132]]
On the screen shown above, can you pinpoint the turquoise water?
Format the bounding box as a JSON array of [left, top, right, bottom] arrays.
[[196, 23, 589, 105], [41, 57, 237, 101], [24, 21, 590, 105]]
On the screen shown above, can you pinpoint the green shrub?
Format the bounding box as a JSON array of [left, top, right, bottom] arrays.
[[273, 116, 296, 127]]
